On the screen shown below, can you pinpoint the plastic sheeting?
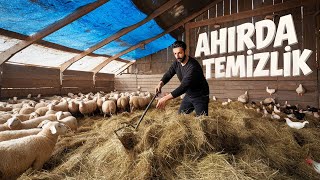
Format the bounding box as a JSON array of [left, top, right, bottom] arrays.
[[99, 60, 127, 74], [8, 44, 79, 67], [68, 56, 106, 72], [0, 0, 176, 63], [0, 35, 21, 52]]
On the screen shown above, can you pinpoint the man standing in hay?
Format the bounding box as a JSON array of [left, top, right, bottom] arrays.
[[155, 40, 209, 116]]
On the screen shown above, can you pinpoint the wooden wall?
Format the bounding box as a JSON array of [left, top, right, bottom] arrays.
[[95, 73, 114, 93], [115, 74, 179, 94], [0, 64, 115, 99], [126, 0, 319, 108], [61, 70, 94, 95], [184, 0, 319, 107], [1, 63, 61, 98]]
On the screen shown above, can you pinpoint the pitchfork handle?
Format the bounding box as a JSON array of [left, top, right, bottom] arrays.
[[135, 92, 159, 130]]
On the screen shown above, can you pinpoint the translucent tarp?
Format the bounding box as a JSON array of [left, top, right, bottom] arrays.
[[0, 35, 21, 52], [8, 44, 79, 67], [0, 0, 176, 64], [99, 60, 127, 74]]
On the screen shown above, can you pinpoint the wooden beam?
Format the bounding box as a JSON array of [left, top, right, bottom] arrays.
[[187, 0, 303, 29], [59, 0, 182, 72], [115, 61, 136, 75], [92, 0, 222, 74], [0, 0, 110, 65], [0, 28, 129, 61]]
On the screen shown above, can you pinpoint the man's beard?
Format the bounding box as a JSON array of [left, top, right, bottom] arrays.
[[177, 55, 186, 63]]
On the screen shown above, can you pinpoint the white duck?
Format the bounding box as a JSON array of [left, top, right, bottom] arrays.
[[212, 96, 217, 101], [237, 91, 249, 103], [296, 84, 305, 96], [285, 118, 308, 129], [271, 111, 281, 119], [306, 158, 320, 174], [266, 87, 276, 96], [274, 106, 281, 113]]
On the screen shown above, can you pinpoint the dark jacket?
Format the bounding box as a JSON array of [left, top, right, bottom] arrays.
[[161, 56, 209, 98]]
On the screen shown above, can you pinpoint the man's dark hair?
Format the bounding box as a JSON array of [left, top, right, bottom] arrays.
[[172, 40, 187, 51]]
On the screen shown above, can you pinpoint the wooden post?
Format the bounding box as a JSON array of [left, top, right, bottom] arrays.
[[185, 23, 190, 56]]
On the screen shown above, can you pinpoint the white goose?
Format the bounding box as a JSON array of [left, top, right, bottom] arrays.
[[296, 84, 305, 96], [285, 118, 309, 129]]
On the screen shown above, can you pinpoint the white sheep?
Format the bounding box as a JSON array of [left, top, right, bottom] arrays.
[[35, 107, 49, 116], [129, 93, 153, 112], [102, 100, 117, 117], [0, 105, 13, 112], [0, 121, 67, 179], [7, 114, 57, 130], [0, 113, 12, 124], [79, 99, 97, 116], [34, 102, 47, 110], [58, 116, 78, 131], [117, 96, 129, 112], [19, 107, 35, 115], [11, 103, 23, 109], [0, 128, 42, 142], [68, 100, 79, 114], [55, 111, 72, 120], [48, 100, 68, 112], [45, 109, 58, 115]]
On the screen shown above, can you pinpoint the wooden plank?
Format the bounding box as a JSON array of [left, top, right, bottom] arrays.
[[60, 0, 182, 72], [95, 87, 114, 93], [230, 0, 238, 14], [187, 0, 303, 29], [63, 75, 93, 81], [95, 73, 114, 81], [3, 63, 59, 78], [224, 0, 231, 16], [0, 0, 110, 65], [95, 81, 114, 87], [115, 61, 135, 75], [63, 70, 94, 76], [62, 80, 93, 88], [61, 87, 94, 95], [2, 78, 60, 88], [1, 88, 60, 99], [238, 0, 252, 12]]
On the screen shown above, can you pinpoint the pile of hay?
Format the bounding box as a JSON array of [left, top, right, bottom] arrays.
[[20, 100, 320, 179]]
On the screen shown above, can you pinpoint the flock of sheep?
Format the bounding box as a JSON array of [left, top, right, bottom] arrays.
[[0, 90, 154, 179]]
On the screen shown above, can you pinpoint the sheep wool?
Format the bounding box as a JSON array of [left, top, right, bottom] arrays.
[[7, 114, 57, 130], [0, 121, 67, 179], [0, 128, 42, 142], [58, 116, 78, 131]]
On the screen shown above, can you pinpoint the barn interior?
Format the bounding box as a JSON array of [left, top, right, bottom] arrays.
[[0, 0, 320, 179]]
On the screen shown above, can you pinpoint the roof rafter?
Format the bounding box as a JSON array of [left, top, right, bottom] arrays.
[[60, 0, 182, 72], [91, 0, 222, 74], [115, 61, 136, 75], [0, 0, 110, 65]]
